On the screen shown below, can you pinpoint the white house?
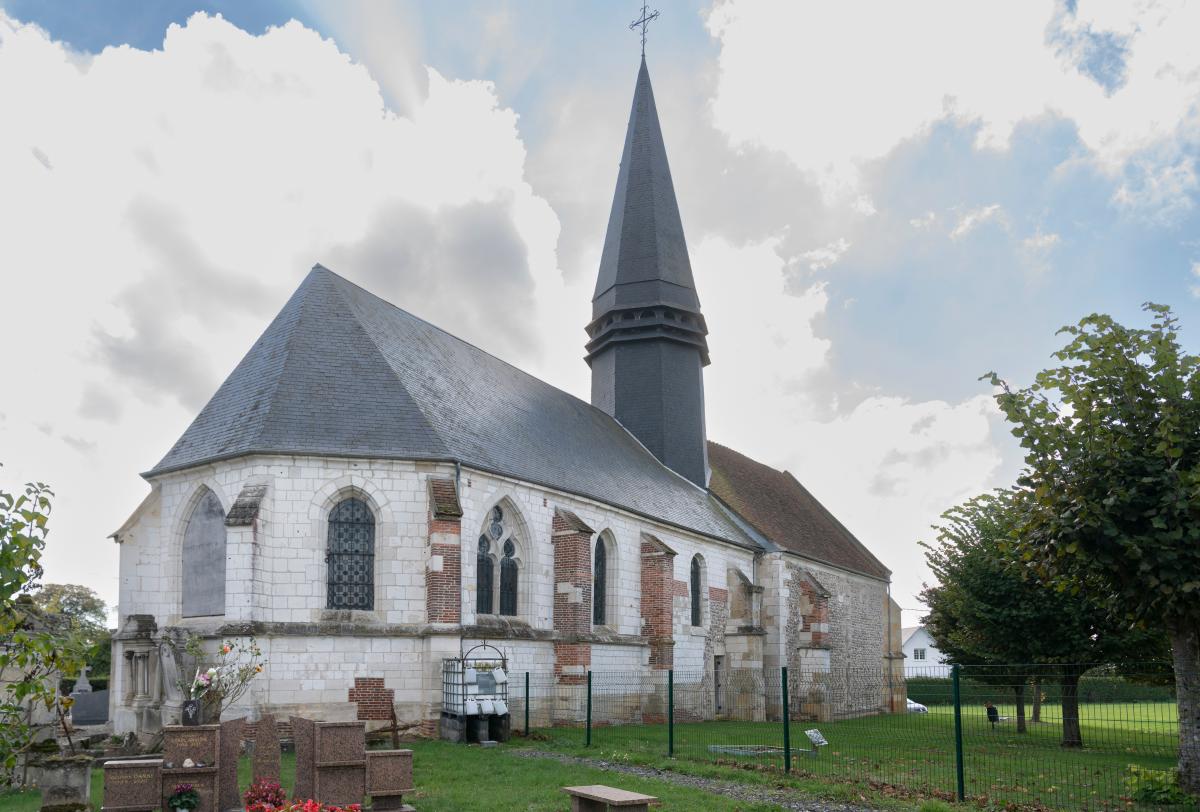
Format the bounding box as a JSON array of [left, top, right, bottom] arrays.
[[902, 626, 950, 676]]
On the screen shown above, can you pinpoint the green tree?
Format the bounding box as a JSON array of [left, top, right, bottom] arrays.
[[989, 304, 1200, 791], [31, 583, 111, 684], [0, 476, 87, 784], [921, 489, 1158, 745]]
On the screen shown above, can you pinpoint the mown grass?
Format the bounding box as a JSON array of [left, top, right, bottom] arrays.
[[0, 741, 803, 812], [523, 702, 1188, 810]]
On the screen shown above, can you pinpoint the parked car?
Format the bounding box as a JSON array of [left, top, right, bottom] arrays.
[[907, 698, 929, 713]]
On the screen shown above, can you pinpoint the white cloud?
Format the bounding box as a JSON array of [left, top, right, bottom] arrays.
[[0, 11, 562, 605], [950, 204, 1006, 240], [698, 236, 1005, 610], [799, 237, 851, 273], [706, 0, 1200, 209], [1190, 261, 1200, 298]]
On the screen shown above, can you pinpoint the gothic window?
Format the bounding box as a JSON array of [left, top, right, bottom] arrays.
[[500, 540, 518, 616], [593, 537, 607, 626], [476, 537, 494, 615], [327, 497, 375, 611], [477, 504, 521, 617], [690, 554, 704, 627], [182, 488, 227, 618]]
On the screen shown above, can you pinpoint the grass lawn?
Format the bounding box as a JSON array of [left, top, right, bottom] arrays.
[[526, 702, 1186, 810], [0, 741, 794, 812]]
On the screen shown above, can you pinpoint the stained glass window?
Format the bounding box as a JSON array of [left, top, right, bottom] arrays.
[[327, 498, 374, 610], [690, 555, 703, 627], [477, 536, 493, 616], [593, 539, 607, 626]]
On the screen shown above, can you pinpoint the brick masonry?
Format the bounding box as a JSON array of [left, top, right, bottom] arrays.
[[639, 535, 676, 669], [552, 509, 594, 680], [348, 677, 395, 721]]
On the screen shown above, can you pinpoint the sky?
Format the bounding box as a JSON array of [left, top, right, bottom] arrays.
[[2, 1, 1200, 628]]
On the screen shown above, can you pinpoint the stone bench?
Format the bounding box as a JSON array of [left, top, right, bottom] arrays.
[[562, 784, 657, 812]]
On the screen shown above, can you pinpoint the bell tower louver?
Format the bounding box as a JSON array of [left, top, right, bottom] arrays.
[[586, 57, 710, 488]]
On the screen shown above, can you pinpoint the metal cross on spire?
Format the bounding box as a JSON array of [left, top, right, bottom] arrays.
[[629, 2, 660, 57]]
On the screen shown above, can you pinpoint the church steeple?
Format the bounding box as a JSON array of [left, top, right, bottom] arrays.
[[586, 57, 710, 487]]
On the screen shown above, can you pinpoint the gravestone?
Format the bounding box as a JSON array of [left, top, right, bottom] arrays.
[[102, 759, 162, 812], [71, 690, 110, 725], [366, 750, 414, 812], [252, 714, 281, 782], [314, 723, 365, 806], [219, 718, 244, 812], [161, 726, 220, 812], [73, 665, 93, 693], [290, 717, 316, 800]]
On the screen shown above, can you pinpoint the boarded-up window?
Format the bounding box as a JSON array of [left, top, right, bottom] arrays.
[[690, 555, 703, 627], [182, 489, 227, 617], [593, 539, 607, 626]]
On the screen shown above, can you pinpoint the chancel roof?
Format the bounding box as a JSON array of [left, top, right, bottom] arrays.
[[708, 441, 891, 580], [150, 266, 756, 547]]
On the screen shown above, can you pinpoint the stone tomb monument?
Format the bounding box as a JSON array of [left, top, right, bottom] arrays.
[[292, 718, 415, 810], [101, 760, 163, 812]]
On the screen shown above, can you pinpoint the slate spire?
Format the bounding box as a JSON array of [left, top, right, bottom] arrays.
[[586, 57, 710, 487]]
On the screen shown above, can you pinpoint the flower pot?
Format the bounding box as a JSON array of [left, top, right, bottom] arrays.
[[182, 699, 202, 726]]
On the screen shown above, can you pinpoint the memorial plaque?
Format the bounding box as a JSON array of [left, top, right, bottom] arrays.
[[316, 722, 365, 763], [102, 759, 162, 812], [164, 725, 219, 767], [314, 765, 365, 807], [366, 750, 413, 795], [290, 717, 316, 800], [252, 714, 281, 782], [219, 717, 244, 812]]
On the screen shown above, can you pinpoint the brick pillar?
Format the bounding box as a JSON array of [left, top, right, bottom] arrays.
[[640, 533, 677, 669], [552, 508, 594, 683], [426, 478, 462, 624]]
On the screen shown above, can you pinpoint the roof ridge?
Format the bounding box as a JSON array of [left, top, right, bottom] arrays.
[[252, 272, 322, 454]]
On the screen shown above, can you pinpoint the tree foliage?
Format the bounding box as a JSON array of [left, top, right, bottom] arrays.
[[32, 583, 111, 683], [988, 304, 1200, 790], [921, 489, 1161, 743], [0, 476, 87, 785]]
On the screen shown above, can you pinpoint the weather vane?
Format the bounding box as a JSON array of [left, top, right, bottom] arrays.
[[629, 2, 660, 57]]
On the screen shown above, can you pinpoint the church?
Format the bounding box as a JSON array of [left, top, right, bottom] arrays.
[[109, 56, 904, 735]]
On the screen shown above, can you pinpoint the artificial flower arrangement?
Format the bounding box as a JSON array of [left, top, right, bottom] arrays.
[[167, 634, 266, 723], [247, 801, 361, 812], [167, 783, 201, 811], [243, 778, 287, 810]]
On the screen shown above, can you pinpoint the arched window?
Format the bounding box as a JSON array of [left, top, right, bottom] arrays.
[[690, 555, 703, 627], [182, 488, 227, 618], [476, 537, 494, 616], [477, 505, 521, 617], [593, 538, 607, 626], [327, 497, 375, 610]]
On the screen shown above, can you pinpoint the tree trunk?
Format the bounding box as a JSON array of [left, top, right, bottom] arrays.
[[1031, 678, 1042, 723], [1172, 622, 1200, 796], [1060, 670, 1082, 748], [1014, 683, 1027, 733]]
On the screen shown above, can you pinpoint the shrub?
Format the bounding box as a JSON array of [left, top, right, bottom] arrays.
[[1126, 764, 1197, 808], [244, 778, 287, 809]]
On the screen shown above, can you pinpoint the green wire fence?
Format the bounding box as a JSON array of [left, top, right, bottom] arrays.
[[508, 663, 1190, 811]]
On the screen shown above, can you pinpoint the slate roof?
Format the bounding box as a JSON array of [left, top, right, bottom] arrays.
[[707, 441, 891, 580], [592, 57, 701, 320], [149, 266, 756, 548]]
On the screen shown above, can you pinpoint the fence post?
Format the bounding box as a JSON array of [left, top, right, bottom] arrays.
[[586, 670, 593, 747], [952, 664, 965, 802], [782, 666, 791, 773], [524, 671, 530, 735], [667, 669, 674, 758]]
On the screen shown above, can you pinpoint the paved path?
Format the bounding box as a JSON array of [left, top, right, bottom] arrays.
[[511, 749, 887, 811]]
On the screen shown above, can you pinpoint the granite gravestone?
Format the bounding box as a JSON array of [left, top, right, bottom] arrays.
[[219, 718, 244, 812], [366, 750, 414, 812], [161, 725, 220, 812], [101, 759, 162, 812], [290, 717, 316, 800], [314, 722, 366, 806], [252, 714, 281, 782]]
